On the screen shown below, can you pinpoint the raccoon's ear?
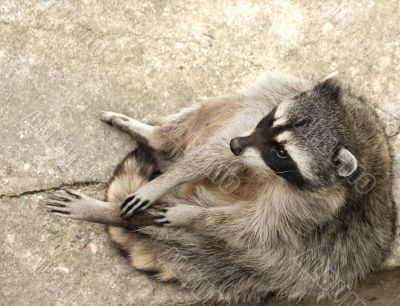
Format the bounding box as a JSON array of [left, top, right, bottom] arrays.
[[334, 147, 358, 177], [314, 71, 342, 100]]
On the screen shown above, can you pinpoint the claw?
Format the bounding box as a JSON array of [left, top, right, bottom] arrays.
[[123, 210, 134, 219], [138, 200, 150, 211], [152, 209, 170, 226], [47, 209, 70, 215], [120, 197, 139, 216], [43, 199, 67, 207], [153, 216, 170, 226], [43, 201, 66, 208], [132, 198, 141, 206], [65, 190, 81, 198], [120, 196, 149, 218], [47, 196, 70, 202], [124, 200, 146, 219], [124, 205, 139, 219], [51, 212, 70, 218], [121, 194, 135, 210]]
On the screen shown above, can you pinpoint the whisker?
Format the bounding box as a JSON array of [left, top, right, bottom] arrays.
[[272, 169, 295, 174], [268, 165, 296, 174]]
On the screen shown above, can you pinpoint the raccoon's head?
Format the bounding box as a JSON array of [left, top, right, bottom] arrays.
[[230, 74, 358, 190]]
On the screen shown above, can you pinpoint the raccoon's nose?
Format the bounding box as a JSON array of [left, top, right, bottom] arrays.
[[230, 138, 243, 156]]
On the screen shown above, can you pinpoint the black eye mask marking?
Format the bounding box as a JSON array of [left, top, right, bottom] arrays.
[[269, 117, 311, 136], [262, 146, 309, 189], [256, 108, 276, 129], [234, 110, 311, 189], [271, 144, 289, 159], [251, 113, 310, 189]]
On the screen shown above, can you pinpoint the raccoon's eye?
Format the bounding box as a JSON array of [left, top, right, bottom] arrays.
[[272, 145, 289, 159]]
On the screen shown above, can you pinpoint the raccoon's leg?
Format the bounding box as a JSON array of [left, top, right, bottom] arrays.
[[117, 100, 245, 218], [120, 158, 202, 219], [153, 204, 249, 244], [100, 111, 162, 149], [119, 140, 241, 219], [43, 190, 176, 280], [43, 190, 135, 228], [153, 204, 205, 227]]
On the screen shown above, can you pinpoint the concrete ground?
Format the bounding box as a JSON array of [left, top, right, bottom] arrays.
[[1, 1, 399, 305]]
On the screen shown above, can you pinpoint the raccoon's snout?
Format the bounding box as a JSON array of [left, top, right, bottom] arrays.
[[230, 138, 243, 156]]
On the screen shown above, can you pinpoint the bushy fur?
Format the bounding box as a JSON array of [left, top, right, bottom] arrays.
[[105, 72, 396, 304]]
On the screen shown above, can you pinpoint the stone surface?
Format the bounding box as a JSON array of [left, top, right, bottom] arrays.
[[0, 187, 199, 306], [0, 1, 399, 305]]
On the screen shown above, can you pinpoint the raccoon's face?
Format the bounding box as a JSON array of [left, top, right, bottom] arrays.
[[230, 76, 358, 190]]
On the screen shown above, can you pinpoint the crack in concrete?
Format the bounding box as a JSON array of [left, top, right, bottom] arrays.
[[0, 180, 106, 200]]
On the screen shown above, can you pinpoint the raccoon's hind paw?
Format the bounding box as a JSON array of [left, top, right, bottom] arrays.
[[42, 190, 82, 217], [101, 111, 126, 123], [153, 204, 202, 227], [100, 111, 131, 131], [42, 190, 100, 221]]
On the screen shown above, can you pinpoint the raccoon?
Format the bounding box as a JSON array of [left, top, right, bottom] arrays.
[[44, 72, 397, 304]]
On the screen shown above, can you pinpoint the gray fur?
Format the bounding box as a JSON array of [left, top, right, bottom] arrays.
[[145, 74, 395, 303], [45, 72, 396, 304]]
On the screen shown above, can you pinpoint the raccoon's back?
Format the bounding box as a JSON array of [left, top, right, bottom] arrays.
[[343, 92, 392, 181], [341, 91, 396, 265]]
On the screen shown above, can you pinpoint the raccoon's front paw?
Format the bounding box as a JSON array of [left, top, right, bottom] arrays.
[[153, 204, 201, 227], [120, 187, 160, 219]]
